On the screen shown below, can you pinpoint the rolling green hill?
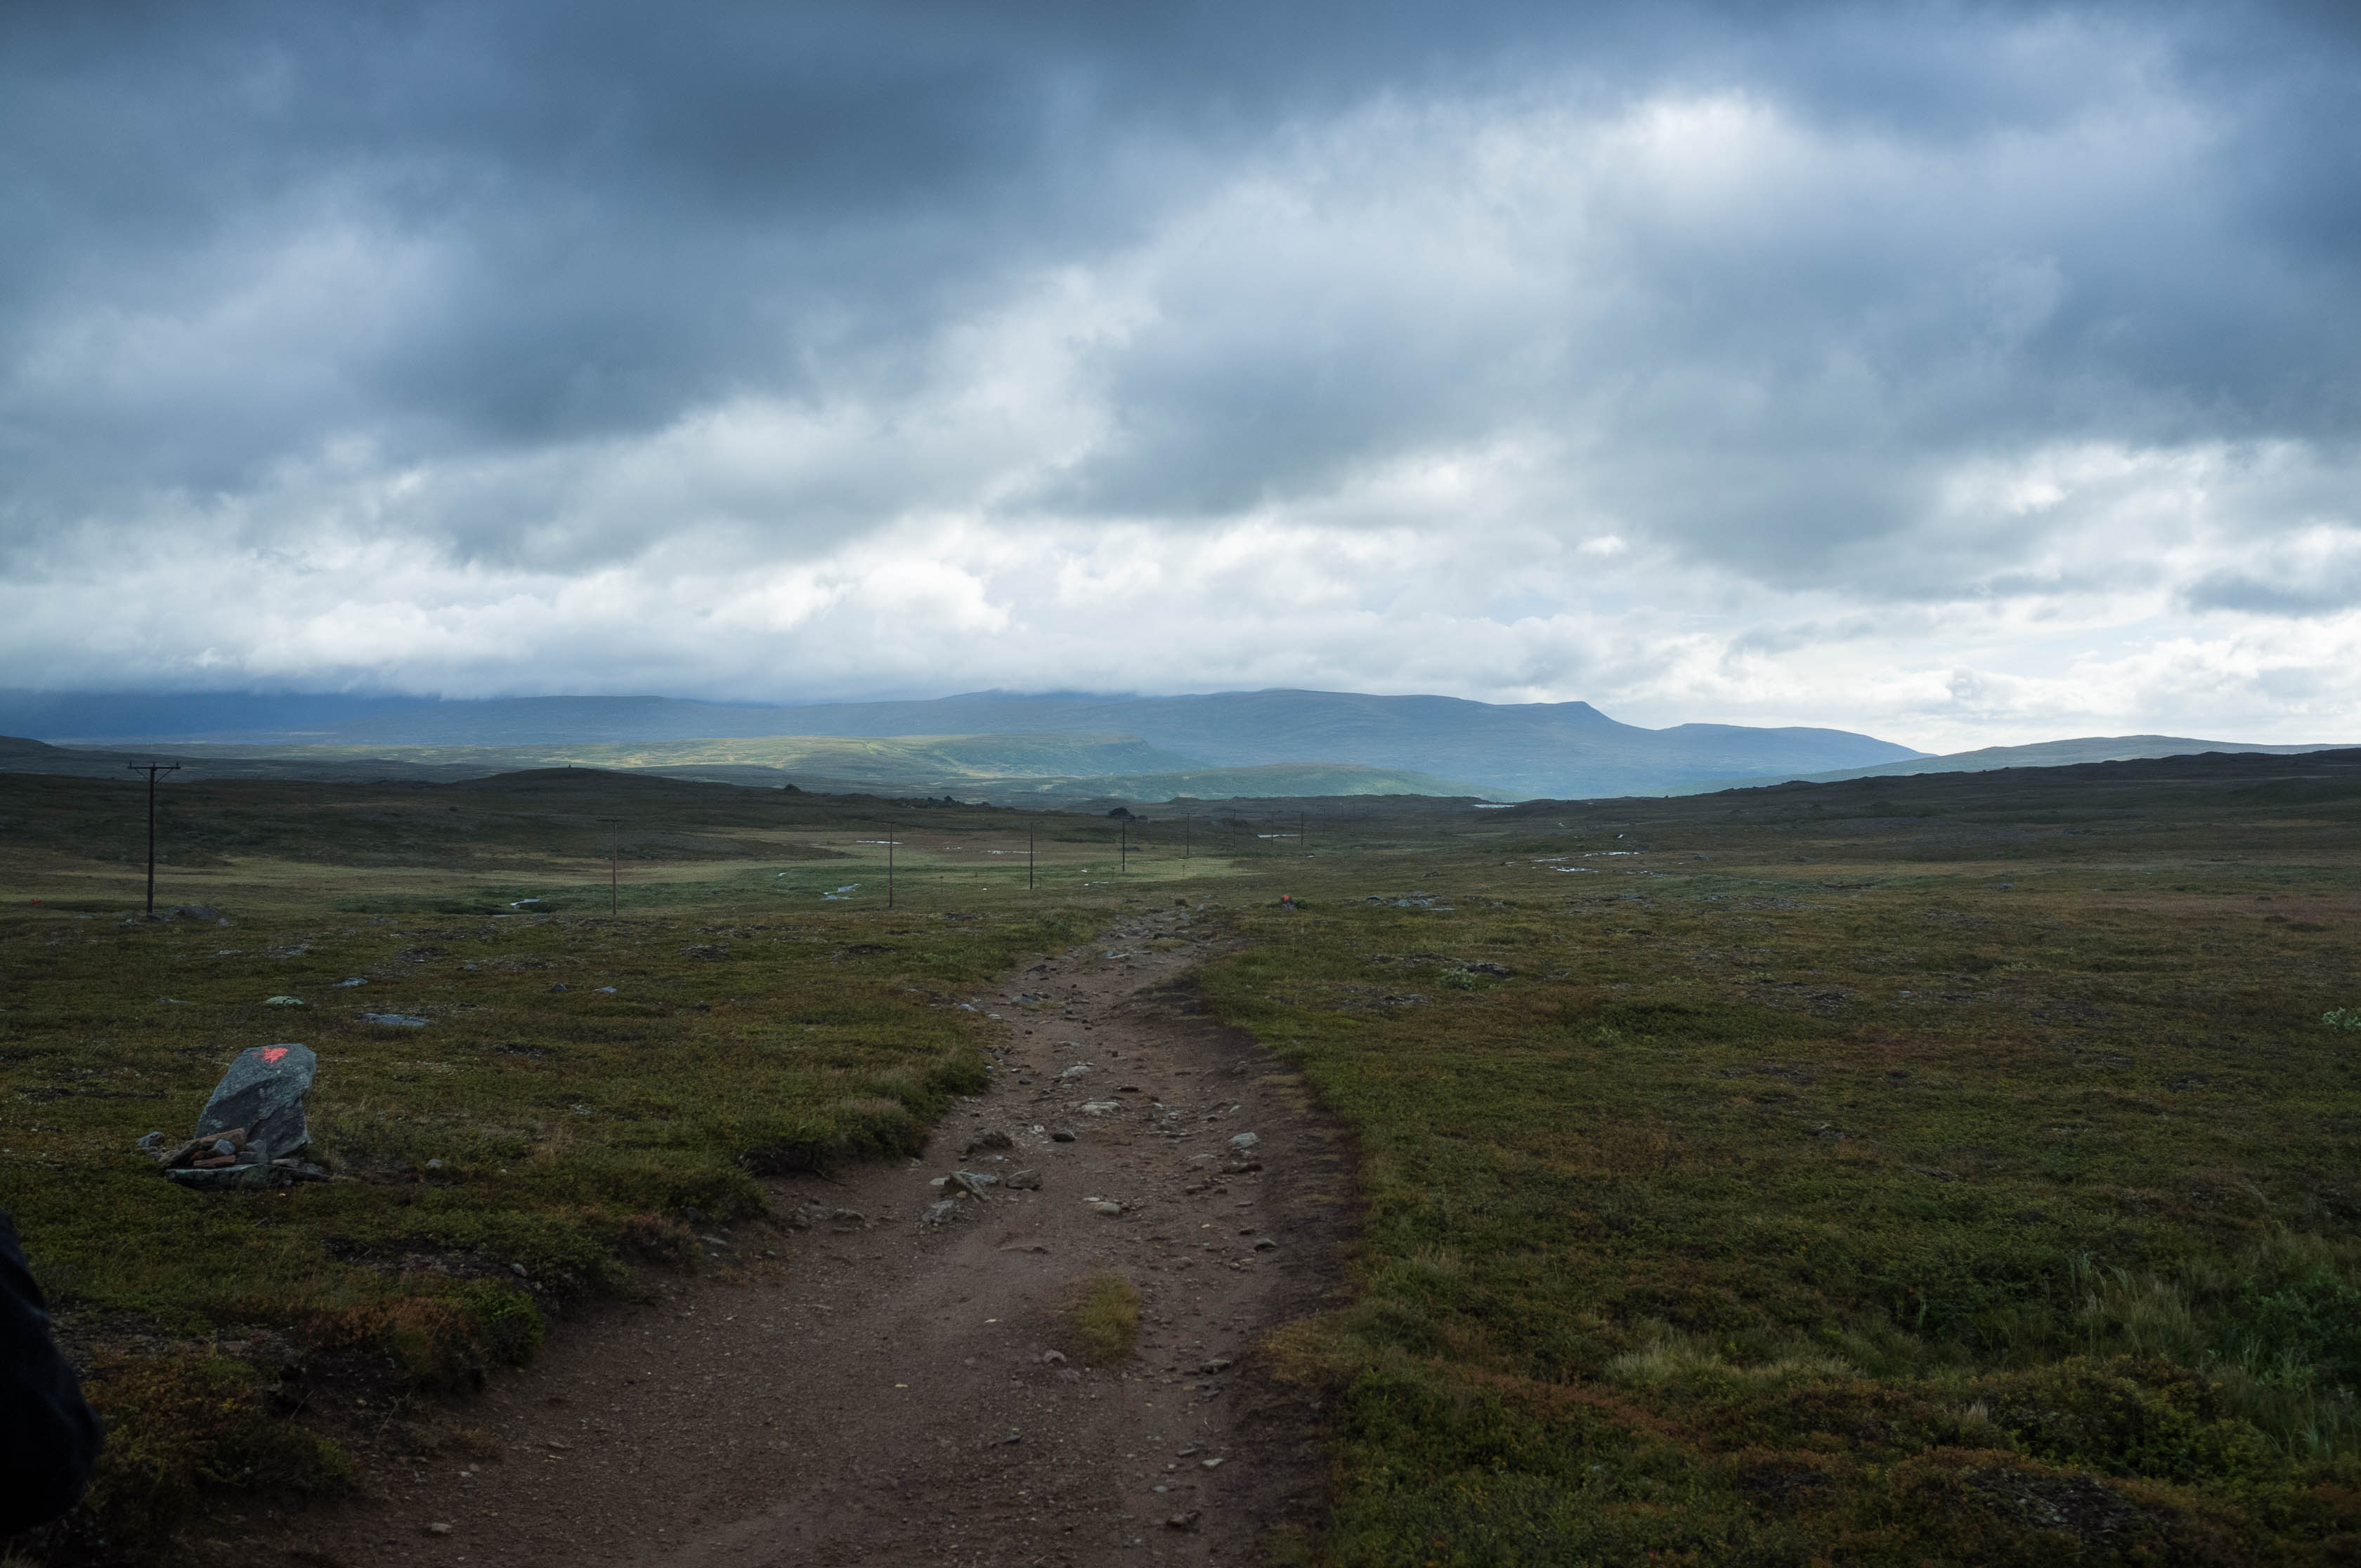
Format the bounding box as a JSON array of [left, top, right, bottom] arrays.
[[3, 731, 1501, 802]]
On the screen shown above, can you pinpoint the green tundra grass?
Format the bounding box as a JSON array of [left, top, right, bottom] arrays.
[[0, 769, 1159, 1556], [6, 750, 2361, 1563], [1199, 752, 2361, 1564]]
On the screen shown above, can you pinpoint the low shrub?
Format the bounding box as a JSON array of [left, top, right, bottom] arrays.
[[46, 1353, 358, 1557]]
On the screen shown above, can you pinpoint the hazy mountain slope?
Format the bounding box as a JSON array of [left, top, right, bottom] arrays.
[[1664, 735, 2361, 793], [41, 688, 1921, 797], [0, 690, 431, 740]]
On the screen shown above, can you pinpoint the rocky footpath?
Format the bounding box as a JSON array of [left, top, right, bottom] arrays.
[[273, 901, 1355, 1567]]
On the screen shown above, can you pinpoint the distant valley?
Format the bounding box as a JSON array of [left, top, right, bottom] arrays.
[[4, 688, 2352, 802], [9, 688, 1918, 799]]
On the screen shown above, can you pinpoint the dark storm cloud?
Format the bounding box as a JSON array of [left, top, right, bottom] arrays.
[[9, 0, 2350, 495]]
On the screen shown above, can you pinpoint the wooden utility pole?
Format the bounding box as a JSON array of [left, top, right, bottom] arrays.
[[1184, 812, 1192, 861], [597, 818, 621, 915], [126, 762, 181, 916], [1119, 816, 1128, 873]]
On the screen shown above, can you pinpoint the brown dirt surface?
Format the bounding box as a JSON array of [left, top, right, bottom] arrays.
[[275, 902, 1355, 1566]]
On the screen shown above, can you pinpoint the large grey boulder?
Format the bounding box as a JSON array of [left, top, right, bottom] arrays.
[[162, 1043, 323, 1191], [197, 1043, 316, 1161], [188, 1048, 316, 1157]]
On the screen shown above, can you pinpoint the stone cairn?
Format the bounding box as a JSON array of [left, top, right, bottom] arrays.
[[146, 1043, 332, 1190]]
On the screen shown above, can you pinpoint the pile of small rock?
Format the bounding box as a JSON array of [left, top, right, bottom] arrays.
[[921, 1128, 1045, 1223], [149, 1128, 330, 1190]]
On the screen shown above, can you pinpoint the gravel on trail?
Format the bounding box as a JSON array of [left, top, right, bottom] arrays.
[[282, 904, 1354, 1567]]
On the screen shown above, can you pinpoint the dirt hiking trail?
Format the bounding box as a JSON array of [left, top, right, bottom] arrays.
[[286, 903, 1354, 1566]]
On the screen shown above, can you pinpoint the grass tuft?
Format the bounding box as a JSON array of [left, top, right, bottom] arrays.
[[1071, 1274, 1142, 1366]]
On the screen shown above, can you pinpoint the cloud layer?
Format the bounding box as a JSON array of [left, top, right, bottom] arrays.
[[6, 0, 2360, 747]]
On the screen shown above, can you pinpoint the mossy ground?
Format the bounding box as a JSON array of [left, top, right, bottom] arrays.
[[1204, 754, 2361, 1564]]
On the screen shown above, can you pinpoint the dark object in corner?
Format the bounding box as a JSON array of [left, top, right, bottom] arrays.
[[0, 1209, 103, 1536]]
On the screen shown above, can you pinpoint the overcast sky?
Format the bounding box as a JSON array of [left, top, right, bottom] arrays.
[[5, 1, 2359, 748]]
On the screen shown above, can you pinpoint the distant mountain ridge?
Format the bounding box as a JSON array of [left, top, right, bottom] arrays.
[[9, 709, 2356, 802], [1669, 734, 2361, 793], [19, 688, 1923, 799]]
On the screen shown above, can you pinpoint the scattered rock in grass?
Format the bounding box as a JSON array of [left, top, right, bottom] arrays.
[[425, 1522, 453, 1536], [1051, 1128, 1078, 1142], [1003, 1169, 1043, 1190], [1229, 1131, 1258, 1150], [949, 1171, 998, 1198], [922, 1200, 958, 1224], [362, 1012, 431, 1028], [333, 976, 368, 988], [1200, 1455, 1226, 1468], [1166, 1511, 1200, 1529], [134, 1130, 164, 1155], [1253, 1237, 1277, 1250], [828, 1208, 866, 1226], [1088, 1200, 1126, 1217], [1034, 1350, 1067, 1365], [262, 995, 304, 1007], [1058, 1065, 1091, 1081], [1081, 1100, 1122, 1116]]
